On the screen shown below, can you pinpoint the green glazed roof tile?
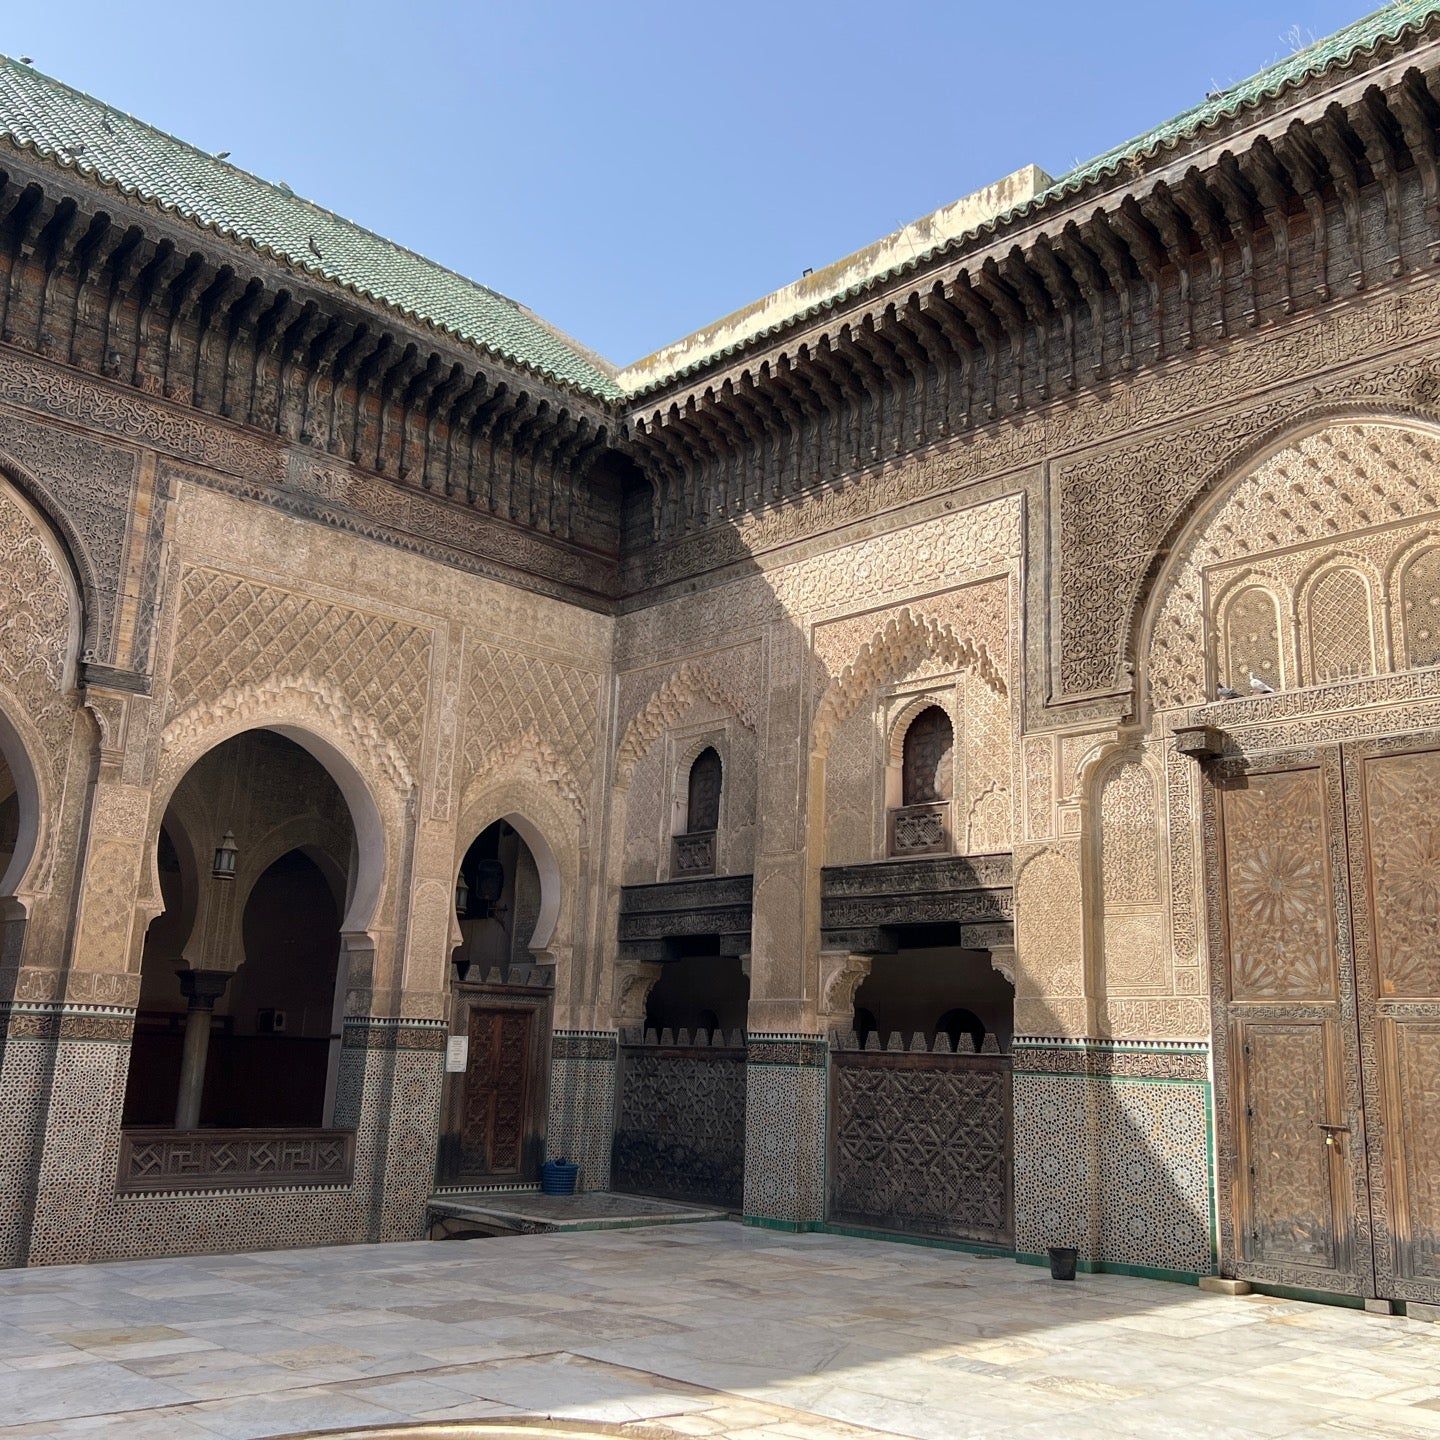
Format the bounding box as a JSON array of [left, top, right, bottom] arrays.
[[0, 57, 623, 401], [622, 0, 1440, 395]]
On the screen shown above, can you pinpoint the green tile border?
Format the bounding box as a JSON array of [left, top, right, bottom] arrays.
[[1015, 1252, 1202, 1286], [741, 1215, 826, 1233], [820, 1222, 1013, 1259]]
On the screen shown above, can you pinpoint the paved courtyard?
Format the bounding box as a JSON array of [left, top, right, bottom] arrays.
[[1, 1222, 1439, 1439]]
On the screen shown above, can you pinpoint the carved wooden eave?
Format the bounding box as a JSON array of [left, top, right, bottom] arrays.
[[620, 16, 1440, 563], [0, 141, 624, 607]]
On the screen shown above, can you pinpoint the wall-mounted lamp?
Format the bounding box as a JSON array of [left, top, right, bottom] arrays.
[[455, 870, 470, 915], [211, 830, 238, 880]]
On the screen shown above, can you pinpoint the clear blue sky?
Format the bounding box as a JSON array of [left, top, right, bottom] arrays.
[[9, 0, 1377, 366]]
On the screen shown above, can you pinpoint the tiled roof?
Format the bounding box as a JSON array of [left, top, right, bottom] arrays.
[[0, 57, 623, 401], [0, 3, 1435, 407], [1046, 0, 1440, 196], [622, 0, 1440, 395]]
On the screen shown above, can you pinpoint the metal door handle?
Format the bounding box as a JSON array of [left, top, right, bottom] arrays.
[[1317, 1121, 1350, 1147]]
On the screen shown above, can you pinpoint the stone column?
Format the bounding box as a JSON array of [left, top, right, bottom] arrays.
[[742, 623, 830, 1229], [174, 969, 230, 1129]]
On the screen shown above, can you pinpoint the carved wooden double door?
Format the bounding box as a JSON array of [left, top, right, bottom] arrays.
[[1211, 734, 1440, 1305]]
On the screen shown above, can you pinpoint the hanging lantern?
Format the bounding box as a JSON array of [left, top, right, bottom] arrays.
[[455, 869, 470, 916], [212, 830, 238, 880], [475, 858, 505, 908]]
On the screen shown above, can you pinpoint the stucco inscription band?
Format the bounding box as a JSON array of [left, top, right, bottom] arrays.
[[0, 3, 1437, 1314]]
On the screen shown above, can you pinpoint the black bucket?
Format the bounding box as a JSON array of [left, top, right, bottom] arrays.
[[1048, 1245, 1078, 1281]]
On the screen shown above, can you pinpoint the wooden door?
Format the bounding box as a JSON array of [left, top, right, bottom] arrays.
[[1342, 736, 1440, 1306], [1212, 750, 1375, 1297], [438, 998, 545, 1186]]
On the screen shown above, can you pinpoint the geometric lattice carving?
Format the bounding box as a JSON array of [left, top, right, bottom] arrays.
[[1401, 547, 1440, 670], [830, 1052, 1011, 1244], [117, 1127, 355, 1192], [0, 478, 74, 767], [902, 706, 953, 804], [1308, 567, 1374, 683], [1147, 424, 1440, 710], [167, 566, 433, 763], [612, 1043, 745, 1208], [686, 747, 722, 832], [464, 645, 601, 795], [1224, 585, 1283, 691]]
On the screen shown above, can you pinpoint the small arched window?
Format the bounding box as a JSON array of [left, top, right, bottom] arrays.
[[901, 706, 954, 806], [686, 748, 722, 833]]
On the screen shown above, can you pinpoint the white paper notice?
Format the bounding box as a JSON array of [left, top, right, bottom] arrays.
[[445, 1035, 469, 1073]]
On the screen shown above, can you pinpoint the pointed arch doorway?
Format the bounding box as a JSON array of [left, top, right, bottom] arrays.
[[438, 818, 556, 1187]]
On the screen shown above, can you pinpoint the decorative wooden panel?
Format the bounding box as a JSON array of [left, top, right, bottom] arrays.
[[1389, 1022, 1440, 1283], [460, 1007, 532, 1176], [438, 986, 550, 1189], [1358, 750, 1440, 998], [1222, 769, 1336, 1000], [829, 1049, 1011, 1246], [686, 747, 723, 833], [612, 1039, 746, 1208], [117, 1127, 354, 1192], [902, 706, 954, 805], [1236, 1021, 1339, 1269], [1208, 745, 1373, 1300], [1344, 737, 1440, 1304]]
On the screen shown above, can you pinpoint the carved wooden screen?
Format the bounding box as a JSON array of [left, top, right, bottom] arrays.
[[902, 706, 954, 805], [829, 1045, 1011, 1246], [1343, 738, 1440, 1305], [687, 747, 722, 833], [612, 1034, 745, 1208]]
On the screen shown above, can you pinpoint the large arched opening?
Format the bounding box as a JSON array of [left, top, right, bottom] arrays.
[[121, 729, 368, 1161]]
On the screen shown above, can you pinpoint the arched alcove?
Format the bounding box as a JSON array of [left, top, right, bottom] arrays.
[[124, 728, 361, 1132]]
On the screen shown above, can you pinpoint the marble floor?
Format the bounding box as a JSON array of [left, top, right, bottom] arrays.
[[0, 1222, 1438, 1439]]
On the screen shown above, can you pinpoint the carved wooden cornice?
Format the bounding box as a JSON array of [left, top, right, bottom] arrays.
[[0, 147, 617, 579], [621, 35, 1440, 573]]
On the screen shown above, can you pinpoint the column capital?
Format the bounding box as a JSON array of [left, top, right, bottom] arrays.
[[177, 968, 231, 1009]]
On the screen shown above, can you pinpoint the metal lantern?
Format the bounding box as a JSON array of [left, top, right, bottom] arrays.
[[211, 830, 238, 880], [454, 870, 470, 916]]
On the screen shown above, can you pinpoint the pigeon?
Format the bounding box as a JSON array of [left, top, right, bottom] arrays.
[[215, 149, 231, 160], [102, 112, 116, 134], [307, 236, 323, 259], [1216, 683, 1241, 700], [1249, 673, 1276, 694]]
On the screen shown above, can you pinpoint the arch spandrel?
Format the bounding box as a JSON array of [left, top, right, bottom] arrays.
[[1139, 416, 1440, 715], [152, 708, 396, 941]]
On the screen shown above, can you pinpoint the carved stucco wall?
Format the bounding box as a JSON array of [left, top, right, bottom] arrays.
[[612, 492, 1024, 1022], [1103, 417, 1440, 1044]]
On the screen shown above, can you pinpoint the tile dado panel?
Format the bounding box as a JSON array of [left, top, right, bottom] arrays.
[[1013, 1041, 1213, 1280]]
